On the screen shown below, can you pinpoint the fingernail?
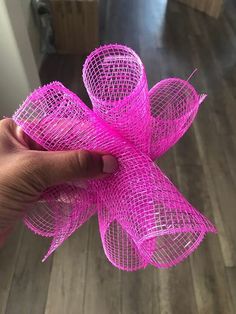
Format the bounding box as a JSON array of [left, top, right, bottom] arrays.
[[102, 155, 118, 174]]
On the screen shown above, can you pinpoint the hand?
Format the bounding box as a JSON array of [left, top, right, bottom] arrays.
[[0, 118, 118, 245]]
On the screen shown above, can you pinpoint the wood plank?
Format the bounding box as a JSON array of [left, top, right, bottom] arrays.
[[104, 0, 140, 52], [143, 6, 200, 310], [83, 217, 121, 314], [138, 0, 168, 86], [44, 222, 90, 314], [5, 227, 52, 314], [226, 266, 236, 312], [185, 14, 236, 267], [157, 8, 234, 311], [193, 124, 236, 268], [157, 264, 198, 314], [193, 72, 236, 267], [0, 224, 23, 314], [193, 14, 236, 135], [222, 135, 236, 185], [155, 151, 198, 314], [177, 0, 223, 18], [173, 127, 203, 167], [175, 163, 234, 314], [121, 267, 154, 314], [138, 4, 198, 312], [207, 159, 236, 259], [84, 2, 99, 53], [174, 5, 236, 269]]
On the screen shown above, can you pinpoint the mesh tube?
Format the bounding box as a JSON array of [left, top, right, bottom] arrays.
[[12, 45, 216, 270], [83, 44, 151, 155], [149, 78, 201, 159]]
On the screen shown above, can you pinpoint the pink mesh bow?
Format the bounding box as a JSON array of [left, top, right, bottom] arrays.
[[13, 44, 216, 271]]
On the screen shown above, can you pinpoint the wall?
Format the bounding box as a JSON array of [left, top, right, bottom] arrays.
[[21, 0, 43, 68], [0, 0, 40, 116]]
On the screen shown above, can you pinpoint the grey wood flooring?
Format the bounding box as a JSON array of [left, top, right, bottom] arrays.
[[1, 0, 236, 313]]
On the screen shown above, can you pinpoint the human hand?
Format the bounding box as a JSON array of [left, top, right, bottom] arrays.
[[0, 118, 118, 245]]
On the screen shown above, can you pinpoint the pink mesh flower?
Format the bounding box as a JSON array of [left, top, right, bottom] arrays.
[[13, 44, 216, 271]]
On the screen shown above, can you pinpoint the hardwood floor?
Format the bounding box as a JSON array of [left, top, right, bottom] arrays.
[[1, 0, 236, 313]]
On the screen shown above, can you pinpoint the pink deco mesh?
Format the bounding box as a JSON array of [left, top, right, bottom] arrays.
[[12, 44, 216, 271]]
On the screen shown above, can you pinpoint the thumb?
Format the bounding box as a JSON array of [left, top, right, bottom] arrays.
[[31, 150, 118, 188]]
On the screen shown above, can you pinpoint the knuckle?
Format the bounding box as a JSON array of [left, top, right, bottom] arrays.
[[0, 119, 17, 138], [70, 150, 102, 178], [18, 152, 48, 190], [0, 118, 14, 129]]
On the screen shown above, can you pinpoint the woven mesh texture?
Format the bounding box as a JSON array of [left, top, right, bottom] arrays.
[[12, 44, 216, 270], [83, 45, 151, 155], [150, 78, 201, 159]]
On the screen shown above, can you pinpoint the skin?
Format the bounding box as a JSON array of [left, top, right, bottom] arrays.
[[0, 118, 118, 246]]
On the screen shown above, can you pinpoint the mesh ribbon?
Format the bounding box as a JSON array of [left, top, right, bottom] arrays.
[[12, 44, 216, 271]]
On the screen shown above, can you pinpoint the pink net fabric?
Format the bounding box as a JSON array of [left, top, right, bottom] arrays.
[[12, 44, 216, 270], [83, 45, 151, 155], [149, 78, 204, 159]]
